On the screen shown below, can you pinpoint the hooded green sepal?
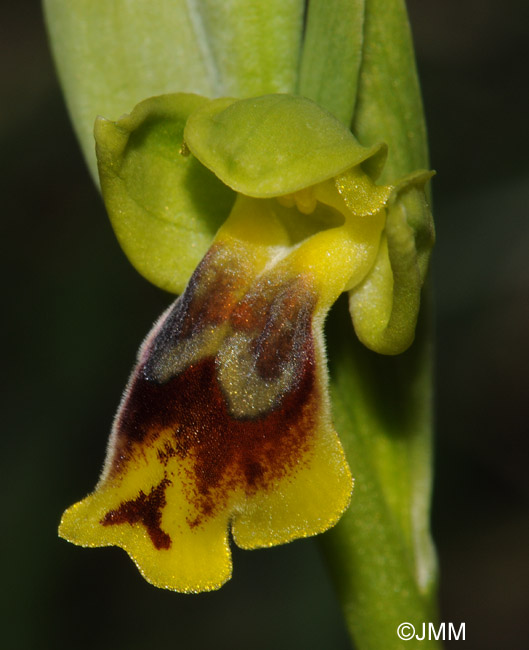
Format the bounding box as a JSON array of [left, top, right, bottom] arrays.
[[184, 94, 387, 198], [348, 170, 435, 355], [95, 93, 236, 294]]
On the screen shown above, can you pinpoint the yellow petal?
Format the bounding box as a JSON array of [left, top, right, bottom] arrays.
[[60, 228, 355, 592]]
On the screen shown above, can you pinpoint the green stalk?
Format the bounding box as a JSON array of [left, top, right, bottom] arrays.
[[299, 1, 439, 647], [323, 292, 438, 649]]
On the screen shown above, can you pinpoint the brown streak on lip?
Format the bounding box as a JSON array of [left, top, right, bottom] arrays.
[[230, 293, 270, 332], [180, 270, 241, 336], [177, 244, 253, 339], [255, 281, 315, 381], [231, 277, 317, 381], [142, 242, 255, 384], [101, 478, 172, 549]]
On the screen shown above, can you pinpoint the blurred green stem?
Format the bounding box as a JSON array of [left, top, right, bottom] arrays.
[[323, 291, 438, 649], [300, 1, 439, 647]]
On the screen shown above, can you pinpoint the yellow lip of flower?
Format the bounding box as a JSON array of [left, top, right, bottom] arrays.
[[59, 230, 354, 593], [60, 93, 434, 592]]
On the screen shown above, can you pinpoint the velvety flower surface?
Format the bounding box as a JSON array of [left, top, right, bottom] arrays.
[[59, 94, 434, 592]]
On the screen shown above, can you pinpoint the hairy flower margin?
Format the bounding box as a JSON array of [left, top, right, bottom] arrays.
[[59, 93, 434, 592]]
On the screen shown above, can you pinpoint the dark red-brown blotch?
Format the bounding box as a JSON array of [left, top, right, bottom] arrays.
[[101, 245, 320, 533]]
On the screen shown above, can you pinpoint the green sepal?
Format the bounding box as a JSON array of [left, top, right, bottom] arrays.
[[348, 171, 435, 354], [95, 93, 236, 294], [184, 94, 387, 197]]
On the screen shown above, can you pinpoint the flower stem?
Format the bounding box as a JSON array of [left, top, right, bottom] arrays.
[[303, 1, 440, 647], [323, 290, 439, 649]]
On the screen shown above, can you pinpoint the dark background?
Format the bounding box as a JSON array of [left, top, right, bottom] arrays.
[[1, 1, 528, 648]]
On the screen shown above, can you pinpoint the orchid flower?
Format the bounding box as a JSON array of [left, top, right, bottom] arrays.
[[59, 94, 433, 592]]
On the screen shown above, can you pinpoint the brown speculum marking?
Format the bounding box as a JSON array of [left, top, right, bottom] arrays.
[[234, 276, 316, 381], [101, 478, 172, 549], [106, 244, 320, 531]]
